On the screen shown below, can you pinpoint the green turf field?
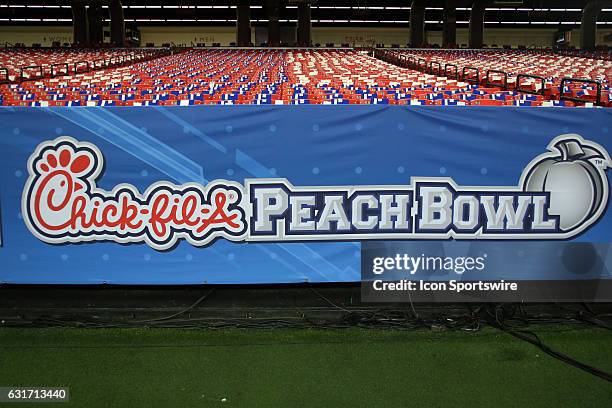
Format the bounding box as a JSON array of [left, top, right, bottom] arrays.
[[1, 326, 611, 407]]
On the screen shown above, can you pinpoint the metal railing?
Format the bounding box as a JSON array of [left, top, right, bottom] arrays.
[[429, 61, 442, 76], [51, 63, 69, 78], [418, 58, 427, 72], [444, 63, 458, 80], [0, 67, 8, 84], [515, 74, 545, 96], [485, 69, 508, 90], [462, 66, 479, 85], [73, 60, 90, 74], [560, 77, 602, 106], [20, 65, 43, 81]]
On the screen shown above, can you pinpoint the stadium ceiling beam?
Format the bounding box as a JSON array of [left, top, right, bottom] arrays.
[[267, 0, 281, 46], [581, 0, 612, 49], [295, 1, 312, 46], [237, 0, 251, 46], [443, 0, 457, 48], [469, 0, 488, 48], [110, 0, 125, 47], [87, 0, 105, 46], [71, 0, 88, 46], [410, 0, 425, 47]]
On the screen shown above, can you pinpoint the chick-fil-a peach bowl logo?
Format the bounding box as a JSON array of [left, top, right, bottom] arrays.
[[23, 135, 611, 251]]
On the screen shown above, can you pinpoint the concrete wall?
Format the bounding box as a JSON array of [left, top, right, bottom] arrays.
[[0, 26, 73, 46], [138, 26, 242, 46], [428, 28, 609, 48], [311, 27, 408, 46], [0, 25, 610, 48]]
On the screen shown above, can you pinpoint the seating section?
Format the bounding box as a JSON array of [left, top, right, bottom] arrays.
[[0, 48, 608, 107], [0, 48, 165, 83], [389, 49, 612, 106], [284, 50, 576, 106]]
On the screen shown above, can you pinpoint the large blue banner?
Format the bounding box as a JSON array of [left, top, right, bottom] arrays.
[[0, 106, 611, 288]]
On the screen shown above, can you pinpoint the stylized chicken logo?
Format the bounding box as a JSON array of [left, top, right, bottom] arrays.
[[25, 140, 98, 236]]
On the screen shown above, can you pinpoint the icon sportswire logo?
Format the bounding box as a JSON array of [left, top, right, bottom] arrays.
[[22, 135, 611, 251]]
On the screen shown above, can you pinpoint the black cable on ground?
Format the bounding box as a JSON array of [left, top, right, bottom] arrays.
[[133, 289, 215, 323], [485, 304, 612, 384]]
